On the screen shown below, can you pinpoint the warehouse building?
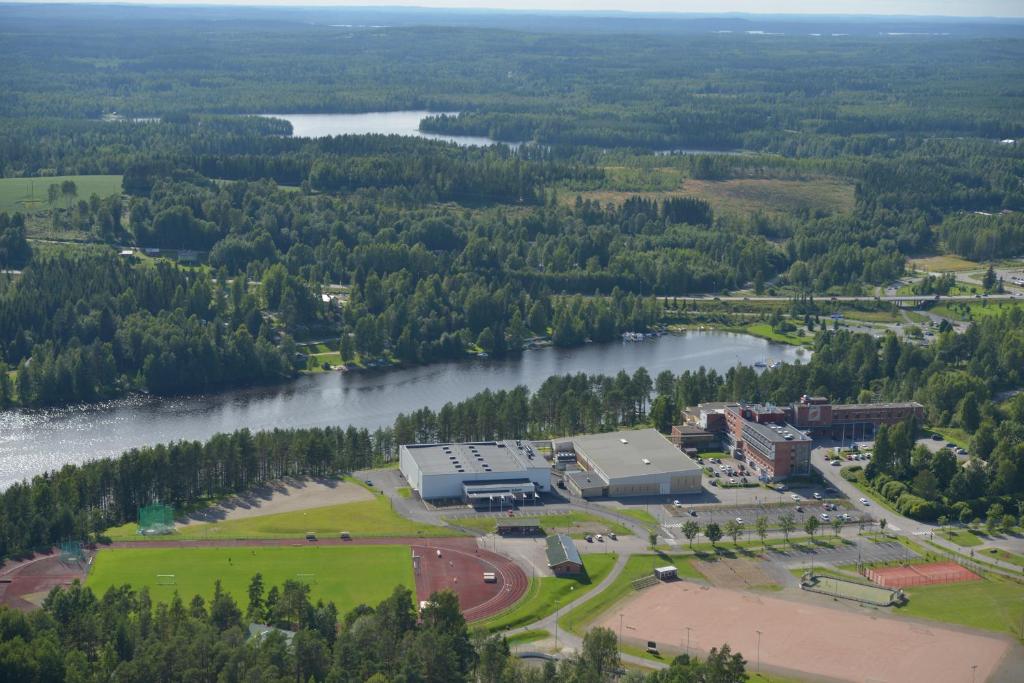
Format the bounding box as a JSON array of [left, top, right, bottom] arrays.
[[555, 429, 703, 498], [399, 440, 550, 502]]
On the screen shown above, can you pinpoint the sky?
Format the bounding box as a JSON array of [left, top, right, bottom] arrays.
[[10, 1, 1024, 19]]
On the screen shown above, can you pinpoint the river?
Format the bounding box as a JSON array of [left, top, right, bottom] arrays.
[[257, 111, 516, 147], [0, 332, 805, 487]]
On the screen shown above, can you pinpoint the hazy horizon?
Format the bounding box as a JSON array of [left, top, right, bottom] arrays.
[[3, 1, 1024, 20]]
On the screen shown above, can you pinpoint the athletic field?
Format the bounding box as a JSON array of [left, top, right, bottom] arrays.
[[87, 545, 413, 615]]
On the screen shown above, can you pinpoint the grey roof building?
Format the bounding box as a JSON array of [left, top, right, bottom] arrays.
[[545, 533, 583, 575]]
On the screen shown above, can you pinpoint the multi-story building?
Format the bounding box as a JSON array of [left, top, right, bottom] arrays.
[[790, 395, 925, 440], [724, 404, 812, 480]]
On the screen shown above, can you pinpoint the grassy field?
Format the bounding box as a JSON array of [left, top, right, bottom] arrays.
[[979, 546, 1024, 567], [477, 553, 618, 632], [106, 496, 454, 541], [932, 300, 1024, 321], [0, 175, 122, 213], [559, 554, 704, 634], [909, 255, 982, 272], [617, 509, 659, 530], [561, 175, 854, 218], [87, 545, 414, 616], [446, 512, 631, 537], [937, 528, 984, 547], [505, 629, 550, 647], [897, 573, 1024, 635]]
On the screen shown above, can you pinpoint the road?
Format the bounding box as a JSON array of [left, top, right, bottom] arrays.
[[665, 294, 1018, 304]]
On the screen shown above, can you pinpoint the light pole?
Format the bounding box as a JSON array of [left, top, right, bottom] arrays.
[[555, 603, 559, 650], [756, 629, 762, 674], [972, 664, 978, 683], [685, 626, 692, 657], [619, 613, 624, 647]]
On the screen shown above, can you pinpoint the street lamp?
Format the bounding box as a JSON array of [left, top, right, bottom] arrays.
[[756, 630, 762, 674], [619, 613, 624, 647], [972, 664, 978, 683], [685, 626, 692, 657]]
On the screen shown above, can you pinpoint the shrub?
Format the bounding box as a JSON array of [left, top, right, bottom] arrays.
[[881, 480, 908, 502]]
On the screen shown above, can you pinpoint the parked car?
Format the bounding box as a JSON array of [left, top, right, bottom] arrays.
[[364, 480, 374, 487], [596, 534, 604, 542], [859, 497, 870, 505], [609, 532, 617, 540], [585, 534, 594, 542], [831, 459, 842, 466], [729, 478, 737, 484], [841, 513, 851, 521], [813, 492, 822, 500], [775, 483, 787, 491], [736, 517, 744, 524], [673, 500, 681, 507], [796, 505, 804, 512], [820, 513, 830, 521], [689, 509, 698, 517], [710, 480, 718, 487], [791, 494, 801, 501]]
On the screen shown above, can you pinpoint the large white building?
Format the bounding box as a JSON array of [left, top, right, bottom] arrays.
[[399, 440, 551, 502], [556, 428, 703, 498]]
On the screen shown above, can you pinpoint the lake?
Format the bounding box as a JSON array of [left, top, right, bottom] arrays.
[[258, 111, 516, 147], [0, 332, 805, 487]]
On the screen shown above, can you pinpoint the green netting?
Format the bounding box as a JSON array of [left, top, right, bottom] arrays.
[[60, 539, 84, 562], [138, 503, 175, 535]]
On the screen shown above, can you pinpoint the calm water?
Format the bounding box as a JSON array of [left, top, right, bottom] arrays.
[[258, 111, 516, 147], [0, 332, 805, 487]]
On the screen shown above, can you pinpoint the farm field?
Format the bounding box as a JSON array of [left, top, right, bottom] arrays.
[[0, 175, 122, 213], [562, 175, 855, 218], [909, 255, 982, 272], [87, 545, 414, 615], [106, 496, 454, 540]]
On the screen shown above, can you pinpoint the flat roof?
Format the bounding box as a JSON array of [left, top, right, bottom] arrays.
[[404, 440, 541, 476], [566, 469, 607, 488], [831, 402, 924, 411], [744, 420, 810, 444], [546, 533, 582, 567], [571, 429, 702, 480]]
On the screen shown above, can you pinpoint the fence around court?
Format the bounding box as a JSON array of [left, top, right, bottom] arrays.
[[863, 561, 980, 588], [800, 572, 901, 607]]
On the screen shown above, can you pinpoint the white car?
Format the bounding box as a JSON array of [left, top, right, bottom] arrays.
[[820, 513, 830, 521], [830, 460, 842, 466], [791, 493, 800, 501], [729, 478, 737, 484], [736, 517, 744, 524], [813, 492, 822, 500], [719, 465, 727, 471], [841, 513, 850, 521], [859, 497, 869, 505], [673, 500, 681, 507]]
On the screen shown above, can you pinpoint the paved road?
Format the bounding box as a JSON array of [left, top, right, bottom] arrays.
[[665, 294, 1018, 304]]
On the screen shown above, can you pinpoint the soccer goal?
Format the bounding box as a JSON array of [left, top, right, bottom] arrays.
[[296, 573, 316, 585], [156, 574, 176, 586]]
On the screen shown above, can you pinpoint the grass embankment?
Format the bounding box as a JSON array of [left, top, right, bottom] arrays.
[[88, 545, 413, 616], [936, 528, 984, 547], [477, 553, 618, 632], [722, 323, 812, 347], [447, 512, 631, 538], [908, 255, 982, 272], [106, 496, 454, 541], [559, 555, 703, 635], [0, 175, 122, 213], [504, 629, 550, 647], [932, 300, 1024, 322]]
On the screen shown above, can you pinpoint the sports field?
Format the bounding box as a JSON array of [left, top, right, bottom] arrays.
[[0, 175, 122, 212], [607, 582, 1010, 683], [802, 574, 897, 605], [87, 545, 414, 615], [106, 495, 454, 540]]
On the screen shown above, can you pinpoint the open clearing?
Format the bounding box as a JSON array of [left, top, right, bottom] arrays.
[[606, 581, 1010, 683], [910, 255, 983, 272], [898, 573, 1024, 635], [0, 175, 122, 213], [175, 478, 374, 529], [563, 176, 855, 217], [87, 545, 413, 615]]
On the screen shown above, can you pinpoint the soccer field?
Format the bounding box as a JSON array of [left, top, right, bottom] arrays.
[[87, 545, 414, 615]]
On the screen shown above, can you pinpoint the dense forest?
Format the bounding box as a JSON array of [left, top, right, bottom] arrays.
[[4, 310, 1023, 559], [0, 6, 1022, 406], [0, 579, 747, 682]]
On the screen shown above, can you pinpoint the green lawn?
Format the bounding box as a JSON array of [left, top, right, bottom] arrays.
[[105, 496, 454, 541], [446, 512, 630, 537], [980, 546, 1024, 568], [617, 509, 659, 529], [932, 300, 1024, 322], [897, 574, 1024, 635], [937, 528, 984, 547], [559, 555, 704, 635], [0, 175, 122, 213], [733, 323, 812, 347], [87, 545, 413, 616], [477, 553, 617, 632]]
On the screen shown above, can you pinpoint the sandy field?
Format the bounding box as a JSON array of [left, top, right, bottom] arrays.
[[176, 478, 374, 529], [604, 582, 1010, 683]]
